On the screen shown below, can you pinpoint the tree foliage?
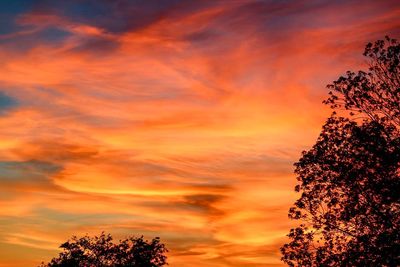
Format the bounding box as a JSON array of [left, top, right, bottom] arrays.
[[39, 233, 168, 267], [281, 37, 400, 266]]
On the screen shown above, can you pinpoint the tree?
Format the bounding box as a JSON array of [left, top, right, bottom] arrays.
[[39, 233, 168, 267], [281, 36, 400, 266]]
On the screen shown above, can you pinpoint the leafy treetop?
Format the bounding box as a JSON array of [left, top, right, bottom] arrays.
[[39, 232, 168, 267]]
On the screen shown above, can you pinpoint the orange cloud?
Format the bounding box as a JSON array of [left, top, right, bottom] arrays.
[[0, 1, 399, 266]]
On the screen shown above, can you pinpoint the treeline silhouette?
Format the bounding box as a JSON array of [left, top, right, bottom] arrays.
[[281, 36, 400, 266], [39, 233, 167, 267]]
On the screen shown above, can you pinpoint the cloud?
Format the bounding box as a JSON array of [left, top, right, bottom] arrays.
[[0, 160, 60, 183], [0, 0, 399, 266]]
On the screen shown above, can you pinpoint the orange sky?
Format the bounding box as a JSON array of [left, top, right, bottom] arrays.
[[0, 1, 399, 266]]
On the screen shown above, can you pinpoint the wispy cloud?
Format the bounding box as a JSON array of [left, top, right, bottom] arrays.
[[0, 0, 399, 266]]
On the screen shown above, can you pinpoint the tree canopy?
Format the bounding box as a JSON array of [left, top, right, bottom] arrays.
[[281, 37, 400, 266], [39, 233, 168, 267]]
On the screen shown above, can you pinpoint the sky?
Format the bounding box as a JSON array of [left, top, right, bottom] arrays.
[[0, 0, 399, 266]]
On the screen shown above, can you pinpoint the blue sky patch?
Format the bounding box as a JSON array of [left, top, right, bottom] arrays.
[[0, 92, 17, 113]]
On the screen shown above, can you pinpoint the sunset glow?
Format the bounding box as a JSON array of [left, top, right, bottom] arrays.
[[0, 1, 399, 266]]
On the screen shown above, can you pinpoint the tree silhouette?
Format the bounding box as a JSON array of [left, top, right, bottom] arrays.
[[39, 233, 168, 267], [281, 37, 400, 266]]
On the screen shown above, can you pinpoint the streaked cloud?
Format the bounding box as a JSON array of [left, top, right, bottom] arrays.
[[0, 0, 399, 266]]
